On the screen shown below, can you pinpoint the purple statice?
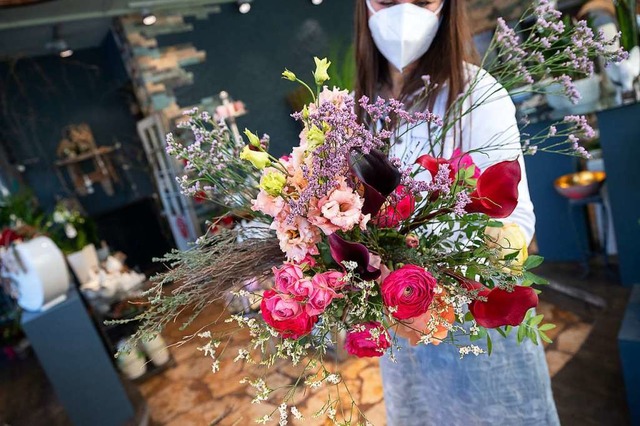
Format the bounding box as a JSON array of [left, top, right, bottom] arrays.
[[453, 191, 472, 216], [494, 18, 534, 84], [286, 93, 441, 223], [555, 75, 582, 104], [427, 164, 453, 195], [568, 135, 591, 158], [563, 115, 596, 138]]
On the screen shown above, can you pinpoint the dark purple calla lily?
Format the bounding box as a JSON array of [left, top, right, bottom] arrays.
[[349, 149, 401, 216], [328, 233, 381, 281]]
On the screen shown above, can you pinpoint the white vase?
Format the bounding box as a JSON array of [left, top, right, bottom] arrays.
[[8, 236, 70, 312], [66, 244, 99, 285], [141, 335, 171, 367], [545, 74, 601, 111]]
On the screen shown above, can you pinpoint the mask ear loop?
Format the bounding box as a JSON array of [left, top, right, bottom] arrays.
[[365, 0, 376, 15]]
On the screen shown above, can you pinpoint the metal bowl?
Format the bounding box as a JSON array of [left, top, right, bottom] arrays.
[[554, 171, 606, 200]]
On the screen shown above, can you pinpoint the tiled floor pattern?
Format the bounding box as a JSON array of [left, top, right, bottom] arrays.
[[138, 299, 593, 426]]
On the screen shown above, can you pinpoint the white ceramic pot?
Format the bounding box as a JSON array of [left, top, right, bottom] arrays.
[[66, 244, 99, 285], [116, 342, 148, 379], [9, 236, 70, 312], [546, 74, 601, 111], [141, 335, 171, 367]]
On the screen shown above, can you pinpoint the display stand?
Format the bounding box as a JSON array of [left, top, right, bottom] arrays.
[[21, 287, 143, 426]]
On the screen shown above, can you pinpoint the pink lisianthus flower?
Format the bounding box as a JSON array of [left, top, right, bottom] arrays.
[[273, 264, 305, 293], [272, 216, 321, 262], [252, 190, 285, 218], [260, 290, 317, 339], [344, 322, 391, 358], [309, 177, 370, 234]]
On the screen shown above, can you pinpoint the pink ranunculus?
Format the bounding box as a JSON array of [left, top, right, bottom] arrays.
[[312, 271, 346, 290], [306, 285, 338, 316], [260, 290, 317, 339], [381, 265, 437, 320], [344, 322, 391, 358], [273, 264, 304, 293]]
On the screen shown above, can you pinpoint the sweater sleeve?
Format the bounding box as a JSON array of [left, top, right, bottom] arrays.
[[461, 71, 536, 245]]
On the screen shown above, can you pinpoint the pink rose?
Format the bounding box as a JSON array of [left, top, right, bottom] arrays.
[[344, 322, 391, 358], [273, 264, 304, 293], [405, 234, 419, 248], [312, 271, 346, 290], [260, 290, 317, 339], [381, 265, 437, 320], [290, 279, 314, 299], [306, 285, 338, 316], [296, 254, 317, 269]]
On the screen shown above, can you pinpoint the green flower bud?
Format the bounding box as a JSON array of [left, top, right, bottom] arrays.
[[240, 145, 270, 170], [259, 169, 287, 196], [313, 57, 331, 86], [244, 129, 261, 148], [282, 69, 296, 81]]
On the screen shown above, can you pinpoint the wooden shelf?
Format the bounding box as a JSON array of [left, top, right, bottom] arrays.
[[55, 146, 116, 167]]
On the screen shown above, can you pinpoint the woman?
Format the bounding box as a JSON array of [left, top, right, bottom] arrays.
[[354, 1, 561, 425]]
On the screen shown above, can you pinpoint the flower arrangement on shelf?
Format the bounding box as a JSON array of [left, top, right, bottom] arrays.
[[116, 2, 626, 424]]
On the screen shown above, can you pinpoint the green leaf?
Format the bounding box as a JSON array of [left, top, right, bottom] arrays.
[[523, 271, 549, 285], [539, 331, 553, 344], [539, 323, 557, 332], [517, 325, 525, 343], [529, 314, 544, 327], [495, 327, 508, 338], [529, 330, 539, 345], [464, 312, 474, 322], [487, 334, 493, 356], [523, 255, 544, 270], [504, 325, 513, 336], [503, 250, 521, 261]]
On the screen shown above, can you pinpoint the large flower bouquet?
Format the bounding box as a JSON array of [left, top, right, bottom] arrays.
[[121, 2, 626, 424]]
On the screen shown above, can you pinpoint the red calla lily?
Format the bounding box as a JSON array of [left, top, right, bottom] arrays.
[[453, 275, 538, 329], [466, 159, 521, 218], [373, 186, 416, 228]]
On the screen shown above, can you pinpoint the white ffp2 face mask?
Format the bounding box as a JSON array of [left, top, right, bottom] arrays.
[[366, 0, 444, 72]]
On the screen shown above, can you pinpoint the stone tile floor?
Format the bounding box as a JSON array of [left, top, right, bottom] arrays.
[[137, 292, 595, 426], [0, 261, 630, 426]]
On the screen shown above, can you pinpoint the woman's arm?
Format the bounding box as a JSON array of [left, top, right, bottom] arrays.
[[462, 71, 536, 245]]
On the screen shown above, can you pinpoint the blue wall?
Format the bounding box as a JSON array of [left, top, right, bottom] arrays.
[[0, 36, 155, 216], [156, 0, 355, 157]]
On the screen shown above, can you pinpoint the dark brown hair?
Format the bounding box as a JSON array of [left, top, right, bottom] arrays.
[[354, 0, 479, 120]]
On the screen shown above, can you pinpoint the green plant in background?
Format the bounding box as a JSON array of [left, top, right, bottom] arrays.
[[614, 0, 639, 51], [0, 191, 45, 229], [44, 202, 99, 254]]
